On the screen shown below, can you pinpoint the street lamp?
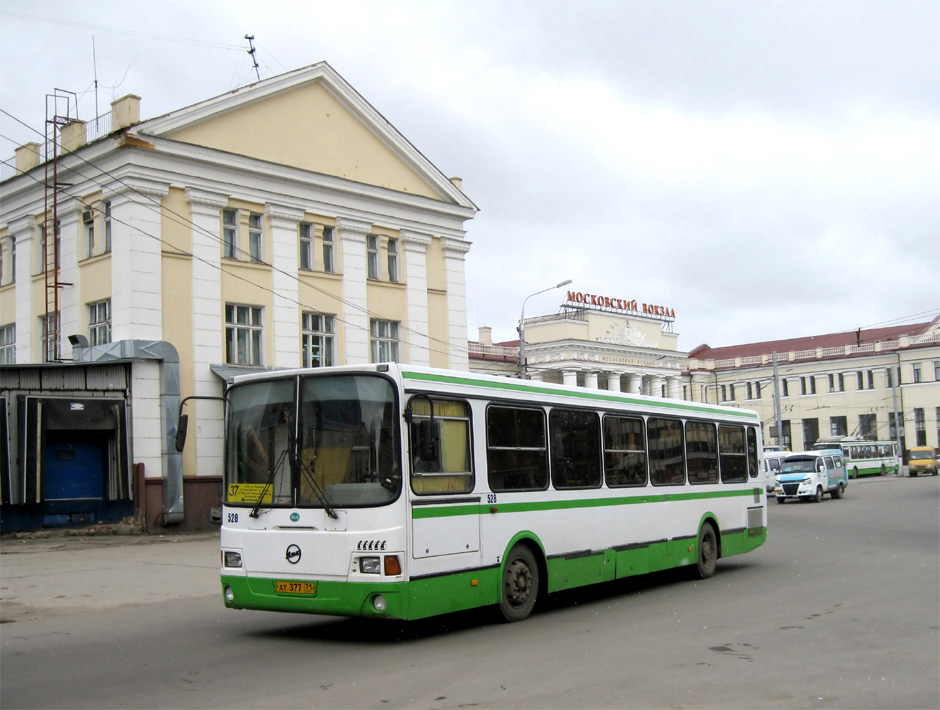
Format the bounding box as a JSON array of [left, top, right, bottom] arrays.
[[518, 279, 572, 378]]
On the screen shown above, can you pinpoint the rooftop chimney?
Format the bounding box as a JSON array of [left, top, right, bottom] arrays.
[[61, 119, 87, 152], [478, 326, 493, 347], [15, 142, 41, 172], [111, 94, 141, 130]]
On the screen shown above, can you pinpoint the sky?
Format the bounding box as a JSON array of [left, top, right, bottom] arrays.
[[2, 0, 938, 351]]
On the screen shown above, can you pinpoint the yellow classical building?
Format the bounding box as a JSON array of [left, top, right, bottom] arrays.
[[0, 63, 477, 531]]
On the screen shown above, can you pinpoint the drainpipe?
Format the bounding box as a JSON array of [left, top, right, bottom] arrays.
[[71, 339, 184, 525]]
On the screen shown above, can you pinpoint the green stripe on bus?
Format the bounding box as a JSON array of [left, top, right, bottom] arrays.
[[401, 370, 758, 420], [412, 488, 761, 519]]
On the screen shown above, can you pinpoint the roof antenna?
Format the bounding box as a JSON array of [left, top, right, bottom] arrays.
[[245, 35, 261, 82]]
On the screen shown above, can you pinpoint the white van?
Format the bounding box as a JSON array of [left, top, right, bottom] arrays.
[[774, 449, 848, 503], [762, 453, 785, 492]]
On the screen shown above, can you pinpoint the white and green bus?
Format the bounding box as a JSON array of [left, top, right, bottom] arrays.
[[812, 438, 900, 478], [212, 364, 767, 622]]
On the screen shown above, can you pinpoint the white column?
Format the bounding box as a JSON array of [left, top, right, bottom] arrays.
[[584, 371, 599, 389], [185, 188, 228, 478], [627, 373, 643, 394], [606, 373, 622, 392], [666, 376, 680, 399], [401, 230, 432, 366], [651, 375, 665, 397], [106, 179, 169, 343], [57, 199, 81, 359], [9, 215, 35, 363], [338, 218, 370, 364], [441, 237, 471, 371], [563, 370, 578, 387], [529, 371, 544, 382], [266, 203, 304, 369]]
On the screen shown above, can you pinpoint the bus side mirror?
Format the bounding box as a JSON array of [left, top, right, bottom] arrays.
[[416, 419, 439, 462], [175, 414, 189, 452]]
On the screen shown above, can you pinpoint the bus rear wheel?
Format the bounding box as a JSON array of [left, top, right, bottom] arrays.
[[695, 523, 718, 579], [499, 544, 539, 622]]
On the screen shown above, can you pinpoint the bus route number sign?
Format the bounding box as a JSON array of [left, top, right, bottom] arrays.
[[227, 483, 273, 504]]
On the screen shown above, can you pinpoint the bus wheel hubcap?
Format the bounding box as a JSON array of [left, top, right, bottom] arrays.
[[505, 560, 533, 606]]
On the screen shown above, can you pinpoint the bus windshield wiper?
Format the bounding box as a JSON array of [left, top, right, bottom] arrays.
[[249, 446, 289, 518], [298, 452, 338, 519]]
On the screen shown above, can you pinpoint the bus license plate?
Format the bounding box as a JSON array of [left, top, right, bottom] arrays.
[[275, 580, 316, 595]]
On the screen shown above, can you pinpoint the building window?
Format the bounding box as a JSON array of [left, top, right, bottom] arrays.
[[7, 238, 13, 283], [222, 209, 238, 259], [857, 371, 864, 390], [0, 324, 14, 364], [720, 384, 727, 402], [88, 299, 111, 345], [867, 370, 875, 389], [387, 238, 399, 282], [782, 379, 789, 397], [810, 376, 816, 395], [830, 416, 848, 437], [322, 227, 335, 273], [83, 207, 95, 258], [370, 319, 399, 363], [40, 312, 59, 362], [367, 235, 379, 279], [802, 418, 819, 449], [301, 312, 334, 368], [800, 377, 807, 396], [104, 201, 112, 253], [754, 381, 761, 399], [859, 413, 877, 440], [299, 223, 313, 270], [935, 362, 940, 381], [728, 384, 736, 401], [913, 409, 926, 446], [225, 304, 263, 366], [248, 213, 263, 262], [912, 363, 921, 383]]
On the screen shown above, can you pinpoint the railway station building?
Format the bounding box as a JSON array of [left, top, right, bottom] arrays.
[[0, 62, 477, 532]]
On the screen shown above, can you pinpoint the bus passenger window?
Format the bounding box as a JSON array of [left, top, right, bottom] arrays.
[[747, 427, 759, 478], [719, 425, 748, 483], [409, 398, 472, 494], [686, 420, 718, 484], [549, 409, 601, 489], [648, 417, 685, 486], [487, 406, 548, 492], [604, 416, 648, 487]]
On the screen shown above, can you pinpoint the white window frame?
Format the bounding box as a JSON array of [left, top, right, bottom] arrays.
[[0, 324, 14, 364], [222, 209, 238, 259], [299, 223, 313, 270], [322, 227, 335, 273], [370, 319, 400, 363], [225, 304, 263, 366], [301, 312, 334, 368], [248, 213, 263, 262], [367, 235, 379, 280], [40, 312, 60, 362], [83, 207, 95, 259], [88, 299, 111, 346], [104, 200, 112, 253], [387, 238, 399, 282]]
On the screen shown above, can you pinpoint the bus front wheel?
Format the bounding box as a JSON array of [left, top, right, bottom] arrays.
[[695, 523, 718, 579], [499, 544, 539, 622]]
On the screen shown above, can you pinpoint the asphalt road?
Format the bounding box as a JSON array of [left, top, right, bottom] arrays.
[[2, 474, 938, 709]]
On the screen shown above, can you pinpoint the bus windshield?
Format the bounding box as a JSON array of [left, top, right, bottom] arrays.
[[780, 458, 816, 473], [224, 374, 401, 509]]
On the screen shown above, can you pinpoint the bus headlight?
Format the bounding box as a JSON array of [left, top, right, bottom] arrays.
[[360, 557, 381, 574], [223, 551, 243, 568]]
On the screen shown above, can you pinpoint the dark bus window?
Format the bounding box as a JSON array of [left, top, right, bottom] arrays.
[[648, 417, 685, 486], [747, 426, 759, 479], [604, 415, 648, 487], [487, 406, 547, 491], [550, 409, 601, 489], [687, 420, 718, 484], [719, 425, 748, 483]]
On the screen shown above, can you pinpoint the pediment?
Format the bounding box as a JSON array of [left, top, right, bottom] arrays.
[[132, 62, 474, 207]]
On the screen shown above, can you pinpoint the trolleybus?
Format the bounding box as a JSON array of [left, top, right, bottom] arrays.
[[205, 364, 767, 622], [812, 437, 900, 478]]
